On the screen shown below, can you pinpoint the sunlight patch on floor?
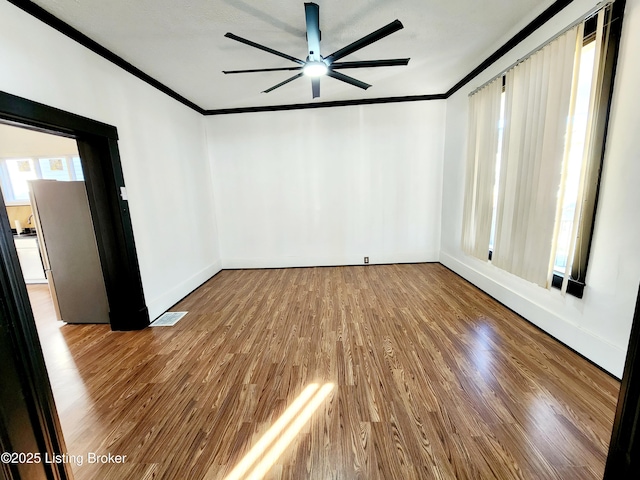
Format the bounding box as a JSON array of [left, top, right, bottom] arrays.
[[225, 383, 334, 480]]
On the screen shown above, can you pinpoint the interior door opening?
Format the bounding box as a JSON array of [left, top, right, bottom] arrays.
[[0, 90, 148, 480], [1, 121, 110, 326], [0, 120, 114, 480]]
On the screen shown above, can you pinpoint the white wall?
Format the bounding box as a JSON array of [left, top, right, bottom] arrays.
[[206, 101, 445, 269], [0, 1, 222, 320], [5, 0, 636, 376], [440, 0, 640, 377]]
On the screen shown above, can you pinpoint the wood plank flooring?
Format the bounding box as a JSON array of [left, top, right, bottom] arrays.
[[29, 263, 620, 479]]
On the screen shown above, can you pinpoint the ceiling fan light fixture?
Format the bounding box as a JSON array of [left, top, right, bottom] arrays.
[[303, 61, 328, 77], [223, 3, 408, 98]]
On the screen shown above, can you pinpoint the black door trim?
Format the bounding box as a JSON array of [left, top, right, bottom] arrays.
[[0, 198, 70, 479], [0, 90, 149, 331], [0, 90, 149, 480], [604, 284, 640, 478]]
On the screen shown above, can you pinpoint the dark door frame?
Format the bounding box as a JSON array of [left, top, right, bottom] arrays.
[[0, 90, 148, 330], [604, 284, 640, 478], [0, 90, 149, 479]]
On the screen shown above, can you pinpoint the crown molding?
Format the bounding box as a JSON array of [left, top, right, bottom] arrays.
[[7, 0, 577, 115]]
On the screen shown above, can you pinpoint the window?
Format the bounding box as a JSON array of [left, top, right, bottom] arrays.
[[487, 39, 597, 273], [0, 155, 84, 204], [488, 89, 506, 253], [552, 39, 596, 276], [462, 4, 622, 298]]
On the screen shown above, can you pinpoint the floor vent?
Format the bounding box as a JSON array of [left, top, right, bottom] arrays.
[[150, 311, 187, 327]]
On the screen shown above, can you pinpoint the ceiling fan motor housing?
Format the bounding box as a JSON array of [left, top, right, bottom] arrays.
[[223, 2, 409, 99]]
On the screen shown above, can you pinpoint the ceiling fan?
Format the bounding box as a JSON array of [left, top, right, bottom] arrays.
[[222, 2, 409, 99]]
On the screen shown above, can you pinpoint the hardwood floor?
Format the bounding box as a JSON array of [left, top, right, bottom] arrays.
[[29, 263, 619, 479]]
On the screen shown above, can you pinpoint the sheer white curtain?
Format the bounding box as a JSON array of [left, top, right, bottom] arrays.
[[461, 78, 502, 259], [492, 25, 581, 287]]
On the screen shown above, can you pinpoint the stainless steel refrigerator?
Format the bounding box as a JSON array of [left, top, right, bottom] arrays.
[[28, 180, 110, 324]]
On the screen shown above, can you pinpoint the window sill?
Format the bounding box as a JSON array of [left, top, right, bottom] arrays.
[[488, 251, 585, 298], [551, 273, 585, 298]]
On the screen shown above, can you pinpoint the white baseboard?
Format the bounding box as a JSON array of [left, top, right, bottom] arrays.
[[222, 251, 440, 270], [440, 252, 625, 378], [147, 259, 222, 321]]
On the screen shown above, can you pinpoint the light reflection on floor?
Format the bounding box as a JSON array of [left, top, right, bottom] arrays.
[[471, 320, 497, 381], [224, 383, 334, 480], [27, 284, 92, 430]]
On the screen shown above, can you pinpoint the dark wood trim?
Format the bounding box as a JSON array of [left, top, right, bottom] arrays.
[[0, 191, 70, 479], [571, 0, 626, 284], [0, 90, 150, 480], [6, 0, 582, 114], [203, 94, 446, 115], [76, 137, 149, 330], [0, 91, 117, 139], [444, 0, 574, 97], [0, 90, 149, 331], [604, 284, 640, 478], [5, 0, 204, 115]]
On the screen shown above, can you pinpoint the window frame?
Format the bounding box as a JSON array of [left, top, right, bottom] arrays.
[[480, 3, 623, 299], [0, 154, 84, 205]]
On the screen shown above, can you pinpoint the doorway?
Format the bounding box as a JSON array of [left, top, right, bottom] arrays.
[[0, 122, 110, 326], [0, 90, 148, 480], [0, 91, 148, 330]]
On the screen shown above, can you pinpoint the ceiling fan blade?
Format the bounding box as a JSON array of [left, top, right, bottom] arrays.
[[311, 77, 320, 98], [223, 66, 303, 74], [304, 3, 322, 62], [325, 20, 404, 64], [330, 58, 410, 69], [262, 72, 304, 93], [225, 32, 305, 65], [326, 70, 371, 90]]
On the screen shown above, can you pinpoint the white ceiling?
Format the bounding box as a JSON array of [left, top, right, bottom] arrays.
[[30, 0, 557, 111]]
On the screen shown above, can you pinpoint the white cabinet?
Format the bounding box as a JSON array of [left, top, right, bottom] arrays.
[[14, 236, 47, 283]]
